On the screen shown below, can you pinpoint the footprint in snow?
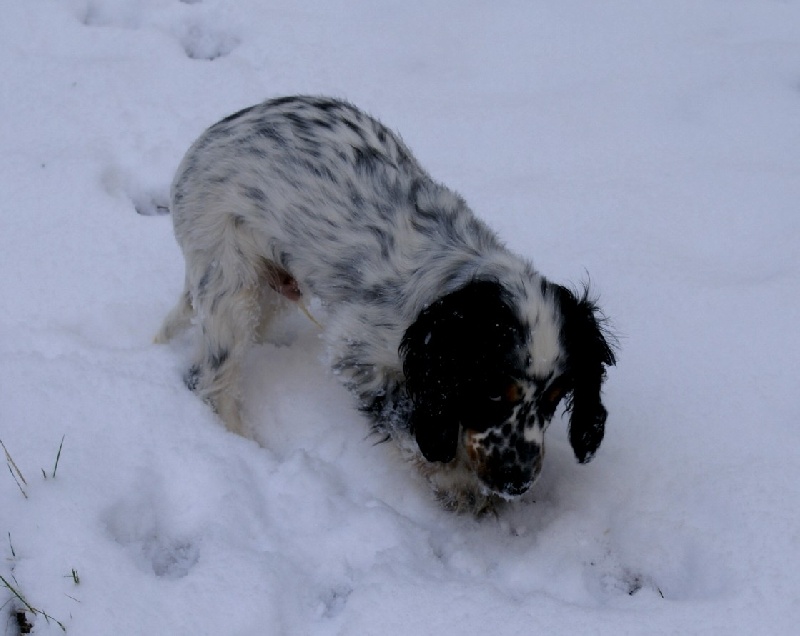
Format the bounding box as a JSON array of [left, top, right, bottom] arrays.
[[103, 490, 200, 580], [178, 23, 240, 61], [585, 556, 665, 601], [77, 1, 240, 61]]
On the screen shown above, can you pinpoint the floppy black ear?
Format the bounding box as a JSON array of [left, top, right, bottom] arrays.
[[554, 285, 616, 464], [408, 406, 460, 463], [400, 299, 462, 463], [400, 280, 524, 463]]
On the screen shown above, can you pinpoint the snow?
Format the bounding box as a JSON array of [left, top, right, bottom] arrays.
[[2, 0, 799, 633]]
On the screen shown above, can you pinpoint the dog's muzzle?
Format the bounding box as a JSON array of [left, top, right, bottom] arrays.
[[465, 428, 543, 498]]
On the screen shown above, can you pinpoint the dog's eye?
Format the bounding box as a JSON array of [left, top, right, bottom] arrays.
[[488, 380, 524, 404], [542, 380, 567, 410], [545, 386, 563, 406]]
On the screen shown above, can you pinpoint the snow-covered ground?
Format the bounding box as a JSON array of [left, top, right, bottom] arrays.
[[2, 0, 799, 633]]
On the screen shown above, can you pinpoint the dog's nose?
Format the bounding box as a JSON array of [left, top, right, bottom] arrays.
[[488, 445, 544, 497], [500, 479, 530, 497], [491, 465, 532, 497]]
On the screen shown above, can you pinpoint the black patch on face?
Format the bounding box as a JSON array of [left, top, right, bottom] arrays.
[[514, 435, 529, 457], [400, 280, 527, 463]]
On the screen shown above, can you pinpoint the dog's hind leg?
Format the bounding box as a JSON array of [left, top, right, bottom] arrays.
[[179, 215, 267, 436], [184, 274, 260, 436]]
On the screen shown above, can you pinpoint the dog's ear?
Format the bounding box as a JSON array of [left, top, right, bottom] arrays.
[[400, 280, 523, 463], [401, 301, 461, 461], [554, 285, 617, 464], [409, 406, 460, 463]]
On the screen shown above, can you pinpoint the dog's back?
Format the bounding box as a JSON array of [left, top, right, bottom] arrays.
[[169, 96, 503, 312]]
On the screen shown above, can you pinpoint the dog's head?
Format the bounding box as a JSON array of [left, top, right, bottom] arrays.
[[400, 279, 615, 499]]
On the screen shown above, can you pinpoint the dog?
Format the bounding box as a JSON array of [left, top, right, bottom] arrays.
[[156, 95, 616, 512]]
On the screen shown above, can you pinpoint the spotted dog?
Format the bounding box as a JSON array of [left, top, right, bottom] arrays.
[[156, 96, 616, 512]]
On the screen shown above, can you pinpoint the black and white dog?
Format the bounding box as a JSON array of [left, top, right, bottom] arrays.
[[156, 96, 616, 512]]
